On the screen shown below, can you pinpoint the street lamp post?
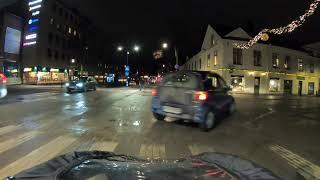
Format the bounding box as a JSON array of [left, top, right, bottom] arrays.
[[117, 45, 140, 87]]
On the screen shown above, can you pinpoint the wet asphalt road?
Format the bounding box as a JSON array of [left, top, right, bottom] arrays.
[[0, 87, 319, 179]]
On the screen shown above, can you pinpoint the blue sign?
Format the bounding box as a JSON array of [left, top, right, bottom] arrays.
[[28, 18, 39, 25], [125, 66, 130, 77], [28, 26, 38, 31]]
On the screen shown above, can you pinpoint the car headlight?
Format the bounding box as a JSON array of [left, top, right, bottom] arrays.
[[76, 83, 84, 88], [0, 88, 7, 98], [65, 83, 70, 87]]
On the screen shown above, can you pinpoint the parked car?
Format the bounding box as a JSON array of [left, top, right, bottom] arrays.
[[151, 71, 235, 131], [0, 72, 7, 98], [66, 76, 97, 93]]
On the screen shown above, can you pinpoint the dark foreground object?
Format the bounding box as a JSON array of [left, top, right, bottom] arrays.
[[9, 151, 280, 180]]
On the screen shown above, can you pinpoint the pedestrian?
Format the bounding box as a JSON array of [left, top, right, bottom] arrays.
[[139, 78, 144, 91]]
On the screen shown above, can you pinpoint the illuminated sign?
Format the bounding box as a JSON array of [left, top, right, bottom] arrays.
[[24, 0, 43, 47], [32, 11, 40, 16], [23, 41, 37, 46], [28, 0, 42, 6], [25, 33, 37, 40], [50, 68, 59, 72], [29, 4, 41, 11], [23, 68, 32, 72], [28, 26, 38, 31], [28, 18, 39, 24]]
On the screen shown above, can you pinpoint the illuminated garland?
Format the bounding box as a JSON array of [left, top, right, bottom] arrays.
[[235, 0, 320, 49]]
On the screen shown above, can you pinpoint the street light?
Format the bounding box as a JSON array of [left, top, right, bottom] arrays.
[[71, 59, 76, 63], [134, 45, 140, 52], [118, 46, 123, 51], [162, 43, 168, 49]]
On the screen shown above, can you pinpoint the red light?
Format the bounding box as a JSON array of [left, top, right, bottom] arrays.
[[0, 73, 7, 84], [151, 89, 158, 96], [194, 91, 208, 101]]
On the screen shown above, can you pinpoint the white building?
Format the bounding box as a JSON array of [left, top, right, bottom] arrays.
[[181, 25, 320, 96]]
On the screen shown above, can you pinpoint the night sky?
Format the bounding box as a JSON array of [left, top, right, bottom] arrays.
[[3, 0, 320, 73]]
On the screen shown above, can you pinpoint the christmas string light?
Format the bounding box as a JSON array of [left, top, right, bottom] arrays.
[[235, 0, 320, 49]]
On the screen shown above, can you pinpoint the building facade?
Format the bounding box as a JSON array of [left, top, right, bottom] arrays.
[[181, 25, 320, 96], [0, 2, 26, 85], [22, 0, 91, 84]]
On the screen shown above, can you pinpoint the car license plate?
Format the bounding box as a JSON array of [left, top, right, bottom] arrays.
[[163, 106, 182, 114]]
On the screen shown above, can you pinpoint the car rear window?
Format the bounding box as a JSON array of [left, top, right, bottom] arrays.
[[162, 73, 198, 88]]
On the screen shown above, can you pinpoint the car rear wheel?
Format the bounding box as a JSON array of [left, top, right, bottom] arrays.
[[200, 111, 216, 131], [153, 112, 165, 121]]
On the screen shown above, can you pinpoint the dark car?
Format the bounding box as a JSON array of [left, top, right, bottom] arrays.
[[9, 151, 280, 180], [151, 71, 235, 131], [66, 76, 97, 93]]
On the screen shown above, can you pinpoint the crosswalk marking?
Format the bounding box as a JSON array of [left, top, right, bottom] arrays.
[[0, 135, 76, 178], [90, 141, 118, 152], [188, 145, 215, 155], [139, 144, 166, 159], [0, 131, 38, 154], [269, 144, 320, 179], [0, 125, 20, 136]]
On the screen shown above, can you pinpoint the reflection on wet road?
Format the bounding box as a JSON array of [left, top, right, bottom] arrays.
[[0, 88, 319, 179]]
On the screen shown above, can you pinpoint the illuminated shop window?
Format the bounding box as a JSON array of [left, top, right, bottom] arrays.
[[269, 79, 280, 92]]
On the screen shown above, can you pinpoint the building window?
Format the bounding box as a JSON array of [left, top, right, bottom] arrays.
[[230, 76, 245, 92], [65, 12, 68, 19], [253, 50, 261, 66], [284, 56, 290, 69], [199, 58, 202, 69], [310, 63, 315, 73], [73, 30, 77, 36], [47, 48, 52, 57], [50, 18, 54, 25], [195, 61, 197, 70], [298, 58, 304, 71], [52, 3, 57, 12], [214, 51, 218, 66], [56, 24, 60, 30], [233, 48, 242, 65], [48, 32, 53, 44], [207, 53, 211, 67], [211, 35, 215, 46], [59, 8, 63, 16], [269, 78, 280, 92], [55, 35, 60, 45], [308, 82, 315, 95], [272, 53, 279, 68], [54, 50, 59, 59], [62, 53, 65, 61], [68, 27, 72, 34]]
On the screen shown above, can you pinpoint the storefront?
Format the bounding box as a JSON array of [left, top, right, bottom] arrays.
[[2, 60, 21, 84], [23, 67, 69, 84], [230, 76, 245, 92]]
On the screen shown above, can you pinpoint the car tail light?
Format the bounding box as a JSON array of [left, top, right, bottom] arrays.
[[151, 89, 158, 96], [194, 91, 208, 101], [0, 73, 7, 84]]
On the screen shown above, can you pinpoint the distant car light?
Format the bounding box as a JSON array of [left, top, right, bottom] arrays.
[[151, 89, 158, 96], [65, 83, 70, 87], [76, 83, 83, 88]]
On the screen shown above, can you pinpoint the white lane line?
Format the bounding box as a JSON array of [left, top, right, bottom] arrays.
[[0, 131, 38, 154], [139, 144, 166, 159], [90, 141, 118, 152], [188, 145, 215, 155], [0, 135, 76, 177], [269, 144, 320, 179], [0, 125, 21, 136]]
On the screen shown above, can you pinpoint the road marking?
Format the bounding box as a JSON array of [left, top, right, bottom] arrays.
[[90, 141, 118, 152], [0, 135, 76, 177], [0, 131, 38, 154], [0, 125, 21, 136], [139, 144, 166, 159], [188, 145, 215, 155], [269, 144, 320, 179]]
